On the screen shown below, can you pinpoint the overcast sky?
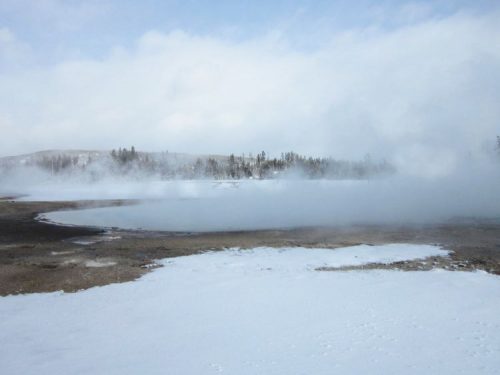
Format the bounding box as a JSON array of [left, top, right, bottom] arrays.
[[1, 0, 499, 175]]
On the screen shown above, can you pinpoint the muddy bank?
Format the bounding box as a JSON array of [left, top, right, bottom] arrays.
[[0, 199, 499, 295]]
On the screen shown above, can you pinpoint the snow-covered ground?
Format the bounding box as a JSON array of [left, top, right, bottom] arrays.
[[1, 244, 500, 374]]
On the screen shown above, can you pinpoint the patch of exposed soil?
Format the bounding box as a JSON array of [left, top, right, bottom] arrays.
[[1, 199, 499, 295], [317, 255, 474, 273]]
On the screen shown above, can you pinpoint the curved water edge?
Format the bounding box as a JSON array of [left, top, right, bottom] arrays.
[[24, 178, 500, 232], [35, 199, 141, 231]]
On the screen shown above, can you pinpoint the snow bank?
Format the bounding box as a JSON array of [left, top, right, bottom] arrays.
[[163, 244, 449, 272], [1, 245, 499, 375]]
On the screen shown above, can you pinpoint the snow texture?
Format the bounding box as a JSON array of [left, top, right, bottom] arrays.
[[1, 244, 500, 374]]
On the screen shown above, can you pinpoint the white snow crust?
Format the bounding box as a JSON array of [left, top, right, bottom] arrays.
[[1, 244, 500, 374]]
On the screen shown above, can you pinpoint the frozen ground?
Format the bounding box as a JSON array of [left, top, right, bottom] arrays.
[[1, 244, 500, 374]]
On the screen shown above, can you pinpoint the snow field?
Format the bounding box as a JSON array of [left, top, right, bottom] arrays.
[[1, 244, 499, 374]]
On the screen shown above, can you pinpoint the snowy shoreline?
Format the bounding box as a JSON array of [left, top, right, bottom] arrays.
[[2, 244, 499, 374]]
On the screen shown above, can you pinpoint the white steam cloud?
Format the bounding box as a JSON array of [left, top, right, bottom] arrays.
[[38, 173, 500, 232], [1, 10, 499, 177]]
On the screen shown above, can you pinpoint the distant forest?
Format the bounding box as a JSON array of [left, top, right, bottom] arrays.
[[14, 147, 396, 180]]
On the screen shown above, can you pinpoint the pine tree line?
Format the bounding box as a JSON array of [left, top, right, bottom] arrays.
[[104, 148, 396, 180], [15, 147, 396, 180]]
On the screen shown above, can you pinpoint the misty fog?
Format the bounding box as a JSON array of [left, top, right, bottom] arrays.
[[30, 165, 500, 232], [1, 1, 499, 232]]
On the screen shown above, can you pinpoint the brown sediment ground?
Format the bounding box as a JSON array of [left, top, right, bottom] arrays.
[[0, 198, 499, 295]]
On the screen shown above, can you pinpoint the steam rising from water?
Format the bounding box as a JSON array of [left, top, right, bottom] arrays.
[[37, 169, 500, 232]]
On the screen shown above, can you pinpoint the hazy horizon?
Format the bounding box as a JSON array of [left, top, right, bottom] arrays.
[[1, 1, 500, 178], [1, 0, 500, 225]]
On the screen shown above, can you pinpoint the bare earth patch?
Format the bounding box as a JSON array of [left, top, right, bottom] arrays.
[[0, 199, 499, 295]]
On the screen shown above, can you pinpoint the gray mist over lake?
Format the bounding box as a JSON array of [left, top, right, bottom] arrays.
[[39, 168, 500, 232]]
